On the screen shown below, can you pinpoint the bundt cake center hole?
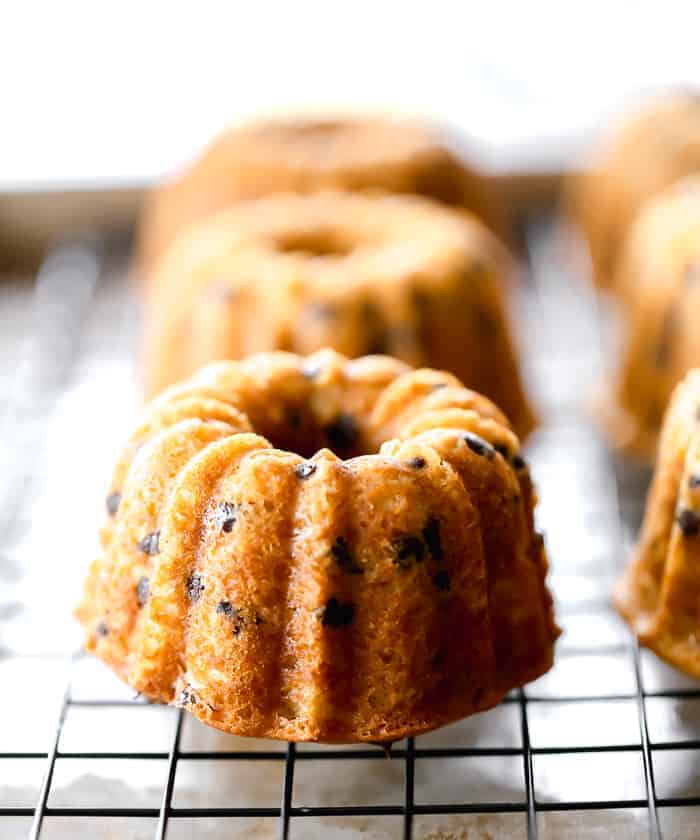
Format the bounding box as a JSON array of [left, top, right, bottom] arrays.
[[275, 229, 353, 259]]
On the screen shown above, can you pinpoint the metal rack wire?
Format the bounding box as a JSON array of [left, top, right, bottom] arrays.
[[2, 219, 700, 838]]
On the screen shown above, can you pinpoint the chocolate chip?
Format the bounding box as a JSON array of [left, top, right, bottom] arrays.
[[494, 443, 510, 460], [431, 382, 448, 392], [331, 536, 363, 574], [216, 600, 235, 617], [433, 570, 451, 591], [176, 686, 195, 707], [319, 597, 354, 627], [137, 531, 160, 555], [295, 462, 317, 480], [432, 646, 447, 668], [187, 573, 204, 602], [422, 517, 444, 562], [105, 492, 121, 516], [463, 432, 494, 459], [678, 508, 700, 536], [325, 414, 359, 453], [393, 535, 425, 569], [512, 454, 527, 471], [216, 600, 244, 634], [136, 576, 150, 606], [286, 409, 303, 429], [95, 620, 109, 638], [407, 456, 426, 470], [366, 336, 390, 355], [214, 501, 237, 533], [476, 310, 499, 337], [690, 476, 700, 489]]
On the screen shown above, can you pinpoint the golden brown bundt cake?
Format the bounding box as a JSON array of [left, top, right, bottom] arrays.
[[137, 115, 503, 277], [76, 350, 558, 743], [596, 177, 700, 461], [144, 190, 535, 439], [568, 91, 700, 291], [615, 370, 700, 677]]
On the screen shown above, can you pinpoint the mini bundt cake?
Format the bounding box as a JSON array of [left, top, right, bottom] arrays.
[[615, 370, 700, 677], [76, 350, 558, 743], [144, 190, 535, 439], [568, 91, 700, 291], [137, 115, 504, 277], [597, 177, 700, 460]]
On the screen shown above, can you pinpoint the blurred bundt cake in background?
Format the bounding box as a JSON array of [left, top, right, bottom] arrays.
[[143, 191, 536, 438], [616, 370, 700, 677], [567, 91, 700, 292], [137, 115, 504, 277], [76, 349, 558, 742], [596, 177, 700, 460]]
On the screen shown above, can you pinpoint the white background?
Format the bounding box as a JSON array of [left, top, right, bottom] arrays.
[[1, 0, 700, 188]]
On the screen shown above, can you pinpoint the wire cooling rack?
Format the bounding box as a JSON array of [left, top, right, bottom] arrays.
[[2, 220, 700, 839]]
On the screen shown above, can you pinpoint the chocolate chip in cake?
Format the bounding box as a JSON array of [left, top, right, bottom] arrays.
[[493, 443, 510, 460], [105, 492, 121, 516], [433, 570, 451, 591], [319, 597, 355, 627], [136, 576, 150, 606], [430, 382, 448, 392], [476, 309, 499, 338], [331, 536, 363, 574], [512, 453, 527, 471], [96, 620, 109, 638], [393, 535, 425, 569], [432, 646, 447, 668], [422, 517, 444, 562], [407, 456, 426, 470], [286, 409, 304, 429], [176, 686, 195, 707], [325, 414, 359, 453], [463, 432, 495, 459], [678, 508, 700, 536], [366, 335, 390, 355], [214, 501, 237, 533], [217, 600, 245, 634], [295, 462, 317, 480], [690, 475, 700, 489], [137, 531, 160, 555], [187, 573, 204, 602]]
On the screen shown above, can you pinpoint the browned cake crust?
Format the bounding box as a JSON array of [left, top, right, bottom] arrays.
[[596, 177, 700, 461], [76, 350, 558, 743], [615, 370, 700, 677], [143, 190, 535, 439], [567, 91, 700, 291], [137, 116, 503, 277]]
